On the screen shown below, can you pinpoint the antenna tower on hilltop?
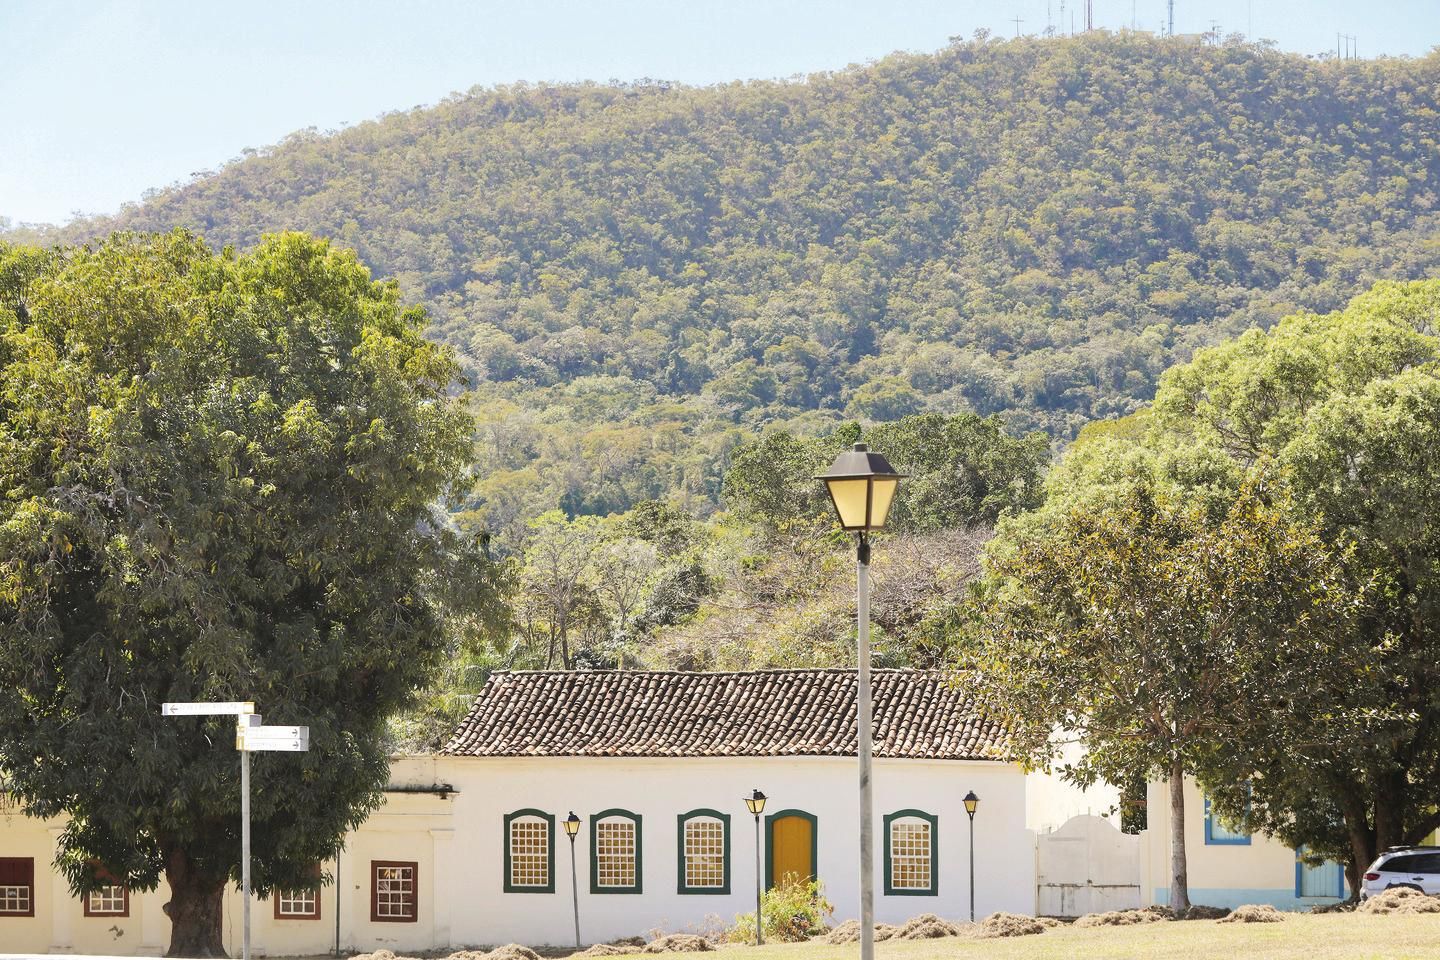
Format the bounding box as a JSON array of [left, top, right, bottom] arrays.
[[1085, 0, 1094, 31], [1167, 0, 1175, 36]]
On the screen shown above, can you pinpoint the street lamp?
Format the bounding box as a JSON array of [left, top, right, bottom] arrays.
[[817, 443, 905, 960], [563, 812, 582, 949], [745, 789, 768, 945], [963, 792, 980, 922]]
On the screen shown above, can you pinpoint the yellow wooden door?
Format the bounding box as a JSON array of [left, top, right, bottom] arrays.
[[770, 814, 815, 887]]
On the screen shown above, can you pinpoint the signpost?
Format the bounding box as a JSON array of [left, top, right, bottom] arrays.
[[163, 701, 309, 960]]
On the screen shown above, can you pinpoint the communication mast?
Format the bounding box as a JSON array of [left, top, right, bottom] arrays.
[[1085, 0, 1094, 31], [1167, 0, 1175, 36]]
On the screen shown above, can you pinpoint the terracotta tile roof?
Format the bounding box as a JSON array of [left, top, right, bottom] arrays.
[[442, 669, 1009, 761]]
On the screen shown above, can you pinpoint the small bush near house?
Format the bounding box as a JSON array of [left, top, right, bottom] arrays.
[[730, 877, 834, 944]]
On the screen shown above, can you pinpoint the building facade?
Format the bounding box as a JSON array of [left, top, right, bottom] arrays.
[[0, 668, 1041, 955]]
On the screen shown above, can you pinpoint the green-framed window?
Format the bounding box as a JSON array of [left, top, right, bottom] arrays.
[[677, 809, 730, 894], [883, 809, 938, 896], [591, 809, 643, 894], [504, 809, 555, 893]]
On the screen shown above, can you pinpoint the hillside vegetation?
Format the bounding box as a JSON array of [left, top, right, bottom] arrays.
[[22, 31, 1440, 531]]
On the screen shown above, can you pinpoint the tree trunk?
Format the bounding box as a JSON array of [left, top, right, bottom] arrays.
[[1374, 776, 1406, 853], [164, 847, 228, 958], [1169, 759, 1191, 910], [1341, 791, 1376, 897]]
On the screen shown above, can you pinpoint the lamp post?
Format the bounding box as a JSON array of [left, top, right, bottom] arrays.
[[818, 443, 905, 960], [745, 789, 768, 945], [564, 812, 582, 949], [963, 791, 980, 922]]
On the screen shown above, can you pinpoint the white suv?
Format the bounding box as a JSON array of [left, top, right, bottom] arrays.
[[1361, 847, 1440, 898]]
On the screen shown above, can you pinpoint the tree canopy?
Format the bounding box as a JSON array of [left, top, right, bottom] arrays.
[[968, 278, 1440, 894], [0, 231, 490, 955], [13, 32, 1440, 530]]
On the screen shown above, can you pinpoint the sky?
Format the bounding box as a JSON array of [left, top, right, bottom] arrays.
[[2, 0, 1436, 227]]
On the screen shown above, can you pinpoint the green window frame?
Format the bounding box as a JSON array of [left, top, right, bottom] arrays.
[[677, 809, 731, 894], [503, 808, 556, 894], [590, 809, 643, 894], [883, 809, 938, 896]]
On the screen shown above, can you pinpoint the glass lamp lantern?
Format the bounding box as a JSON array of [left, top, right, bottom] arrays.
[[816, 444, 906, 532]]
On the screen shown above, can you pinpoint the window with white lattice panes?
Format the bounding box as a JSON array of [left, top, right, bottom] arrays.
[[510, 817, 551, 888], [86, 884, 128, 917], [371, 861, 417, 922], [595, 817, 638, 890], [277, 887, 319, 918], [0, 857, 33, 916], [684, 818, 726, 889], [889, 819, 933, 891], [275, 862, 322, 919]]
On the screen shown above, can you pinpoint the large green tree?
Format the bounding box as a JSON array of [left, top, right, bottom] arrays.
[[0, 231, 487, 955], [956, 478, 1360, 909], [1148, 279, 1440, 887]]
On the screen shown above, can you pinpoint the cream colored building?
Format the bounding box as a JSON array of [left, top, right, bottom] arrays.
[[1140, 776, 1347, 911], [0, 669, 1050, 955]]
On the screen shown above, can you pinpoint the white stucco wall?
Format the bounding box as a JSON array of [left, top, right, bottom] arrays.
[[1024, 740, 1122, 835], [434, 754, 1033, 946]]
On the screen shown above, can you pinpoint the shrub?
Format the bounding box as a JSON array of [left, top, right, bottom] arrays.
[[729, 877, 834, 944]]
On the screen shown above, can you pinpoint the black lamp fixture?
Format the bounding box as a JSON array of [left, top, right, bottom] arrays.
[[745, 789, 768, 944], [817, 444, 907, 556], [564, 811, 581, 948], [963, 791, 980, 921]]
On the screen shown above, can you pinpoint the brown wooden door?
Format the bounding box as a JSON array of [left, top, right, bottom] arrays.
[[769, 813, 815, 888]]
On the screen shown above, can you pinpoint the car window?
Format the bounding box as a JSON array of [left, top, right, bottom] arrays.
[[1414, 854, 1440, 873], [1381, 854, 1416, 873]]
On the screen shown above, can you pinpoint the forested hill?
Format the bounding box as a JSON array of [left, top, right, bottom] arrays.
[[27, 32, 1440, 529]]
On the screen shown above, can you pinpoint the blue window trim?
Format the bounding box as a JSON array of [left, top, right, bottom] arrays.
[[1294, 847, 1346, 899], [1203, 797, 1251, 846]]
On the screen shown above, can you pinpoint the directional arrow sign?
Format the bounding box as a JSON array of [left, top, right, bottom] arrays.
[[238, 726, 310, 752], [242, 737, 309, 752], [163, 701, 256, 717]]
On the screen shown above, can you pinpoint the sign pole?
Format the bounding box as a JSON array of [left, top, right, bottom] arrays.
[[162, 703, 307, 960], [241, 742, 252, 960]]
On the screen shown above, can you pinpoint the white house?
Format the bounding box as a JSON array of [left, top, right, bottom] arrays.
[[0, 668, 1041, 954]]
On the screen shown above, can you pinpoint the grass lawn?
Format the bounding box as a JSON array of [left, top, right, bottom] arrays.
[[684, 915, 1440, 960]]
